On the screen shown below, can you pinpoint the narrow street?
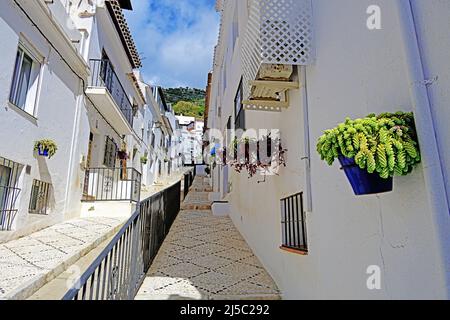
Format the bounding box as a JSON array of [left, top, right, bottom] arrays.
[[135, 176, 280, 300]]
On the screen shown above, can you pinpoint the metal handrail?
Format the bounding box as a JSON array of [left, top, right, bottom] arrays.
[[63, 167, 196, 300], [62, 209, 140, 300]]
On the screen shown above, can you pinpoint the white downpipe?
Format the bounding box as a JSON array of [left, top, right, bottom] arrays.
[[300, 67, 312, 212], [396, 0, 450, 298]]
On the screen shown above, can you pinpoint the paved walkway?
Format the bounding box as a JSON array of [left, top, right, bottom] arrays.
[[135, 177, 280, 300], [0, 217, 124, 300]]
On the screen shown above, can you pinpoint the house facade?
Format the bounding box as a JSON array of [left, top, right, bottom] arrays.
[[0, 0, 89, 240], [177, 115, 205, 166], [206, 0, 450, 299], [0, 0, 184, 241]]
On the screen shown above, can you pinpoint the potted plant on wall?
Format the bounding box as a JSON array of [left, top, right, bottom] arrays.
[[34, 139, 58, 159], [316, 111, 421, 195], [140, 152, 148, 165]]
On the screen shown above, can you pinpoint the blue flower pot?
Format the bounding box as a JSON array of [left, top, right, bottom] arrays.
[[38, 147, 49, 157], [338, 156, 393, 195]]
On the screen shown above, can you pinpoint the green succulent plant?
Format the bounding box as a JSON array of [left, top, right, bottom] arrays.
[[316, 111, 421, 179], [140, 155, 148, 164]]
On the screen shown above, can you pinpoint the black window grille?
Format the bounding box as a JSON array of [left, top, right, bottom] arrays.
[[234, 78, 245, 131], [0, 157, 22, 231], [103, 136, 117, 168], [280, 192, 308, 252], [29, 179, 51, 215]]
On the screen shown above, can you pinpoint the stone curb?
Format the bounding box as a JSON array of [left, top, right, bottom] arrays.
[[3, 221, 124, 300]]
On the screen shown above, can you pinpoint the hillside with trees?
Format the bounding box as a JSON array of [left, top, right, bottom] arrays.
[[163, 87, 206, 120]]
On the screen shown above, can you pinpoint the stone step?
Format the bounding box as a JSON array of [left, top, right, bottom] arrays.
[[181, 204, 212, 210]]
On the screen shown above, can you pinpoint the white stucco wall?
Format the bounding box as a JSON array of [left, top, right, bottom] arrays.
[[208, 0, 450, 299], [0, 0, 85, 239]]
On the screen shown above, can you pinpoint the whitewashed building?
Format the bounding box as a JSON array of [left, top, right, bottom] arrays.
[[0, 0, 183, 240], [206, 0, 450, 299], [0, 0, 89, 240], [177, 115, 205, 166], [65, 0, 145, 218]]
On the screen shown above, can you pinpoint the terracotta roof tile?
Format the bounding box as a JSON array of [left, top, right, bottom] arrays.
[[106, 0, 142, 69]]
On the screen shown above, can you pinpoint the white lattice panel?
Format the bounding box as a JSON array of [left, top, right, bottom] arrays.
[[242, 0, 314, 110]]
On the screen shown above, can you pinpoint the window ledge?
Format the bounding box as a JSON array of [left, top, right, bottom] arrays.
[[6, 102, 38, 124], [280, 246, 308, 256]]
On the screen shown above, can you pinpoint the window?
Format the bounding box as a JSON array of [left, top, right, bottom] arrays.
[[29, 180, 51, 215], [151, 132, 156, 148], [0, 157, 22, 231], [226, 117, 232, 146], [103, 136, 117, 168], [9, 45, 41, 115], [280, 192, 308, 253], [147, 122, 152, 143], [234, 78, 245, 131]]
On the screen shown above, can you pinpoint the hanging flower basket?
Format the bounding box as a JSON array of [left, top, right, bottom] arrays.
[[227, 134, 287, 180], [117, 150, 128, 160], [34, 139, 58, 159], [317, 111, 421, 196]]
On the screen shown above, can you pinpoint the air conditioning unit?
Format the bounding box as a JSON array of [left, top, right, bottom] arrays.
[[242, 0, 314, 111]]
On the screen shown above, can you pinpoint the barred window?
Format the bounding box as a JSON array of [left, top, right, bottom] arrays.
[[0, 157, 22, 231], [103, 136, 117, 168], [280, 192, 308, 253], [29, 179, 51, 215], [234, 78, 245, 131]]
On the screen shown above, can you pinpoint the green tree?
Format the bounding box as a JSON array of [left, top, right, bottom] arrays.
[[173, 101, 204, 119]]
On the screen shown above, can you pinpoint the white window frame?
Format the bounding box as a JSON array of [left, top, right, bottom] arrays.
[[9, 40, 43, 116]]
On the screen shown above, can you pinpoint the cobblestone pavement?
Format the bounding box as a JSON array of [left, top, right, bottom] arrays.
[[135, 177, 280, 300], [0, 217, 124, 300]]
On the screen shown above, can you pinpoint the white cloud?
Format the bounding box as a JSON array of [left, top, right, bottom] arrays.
[[125, 0, 219, 89]]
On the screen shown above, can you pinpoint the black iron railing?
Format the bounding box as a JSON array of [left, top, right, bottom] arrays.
[[82, 167, 141, 203], [89, 59, 134, 128], [280, 192, 308, 252], [63, 179, 187, 300], [0, 186, 20, 231], [183, 169, 195, 199], [29, 179, 51, 215], [1, 157, 22, 231]]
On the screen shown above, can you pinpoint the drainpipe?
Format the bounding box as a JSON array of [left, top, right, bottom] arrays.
[[395, 0, 450, 298], [300, 67, 312, 212]]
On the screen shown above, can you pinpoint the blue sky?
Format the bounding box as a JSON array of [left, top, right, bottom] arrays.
[[124, 0, 219, 89]]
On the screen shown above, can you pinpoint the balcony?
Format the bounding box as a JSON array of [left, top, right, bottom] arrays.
[[86, 59, 134, 135], [241, 0, 314, 111], [82, 167, 141, 203]]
